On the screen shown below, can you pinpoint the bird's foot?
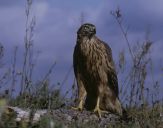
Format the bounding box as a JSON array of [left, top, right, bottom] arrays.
[[71, 106, 83, 111], [93, 107, 108, 118], [71, 100, 83, 111]]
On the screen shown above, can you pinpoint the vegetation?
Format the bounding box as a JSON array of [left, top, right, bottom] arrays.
[[0, 0, 162, 128]]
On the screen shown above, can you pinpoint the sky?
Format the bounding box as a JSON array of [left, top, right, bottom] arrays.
[[0, 0, 162, 98]]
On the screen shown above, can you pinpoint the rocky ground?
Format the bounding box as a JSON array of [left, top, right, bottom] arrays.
[[52, 108, 120, 127], [5, 106, 121, 127]]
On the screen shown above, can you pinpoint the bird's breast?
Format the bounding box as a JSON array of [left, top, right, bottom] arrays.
[[78, 38, 108, 82]]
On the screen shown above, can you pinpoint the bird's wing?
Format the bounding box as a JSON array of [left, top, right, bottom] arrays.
[[73, 45, 78, 78], [103, 42, 119, 97]]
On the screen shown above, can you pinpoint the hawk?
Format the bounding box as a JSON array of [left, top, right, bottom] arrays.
[[73, 23, 123, 118]]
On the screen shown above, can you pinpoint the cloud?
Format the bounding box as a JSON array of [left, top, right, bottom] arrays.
[[32, 2, 49, 24], [0, 1, 24, 7], [0, 6, 25, 49]]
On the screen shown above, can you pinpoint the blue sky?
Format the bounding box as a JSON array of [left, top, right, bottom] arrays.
[[0, 0, 162, 97]]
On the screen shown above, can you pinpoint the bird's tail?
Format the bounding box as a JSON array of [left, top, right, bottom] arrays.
[[120, 107, 133, 122]]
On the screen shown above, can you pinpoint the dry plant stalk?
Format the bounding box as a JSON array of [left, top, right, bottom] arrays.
[[111, 8, 156, 107], [20, 0, 36, 95]]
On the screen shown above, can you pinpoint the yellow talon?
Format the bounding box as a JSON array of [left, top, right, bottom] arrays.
[[71, 100, 83, 111], [93, 107, 108, 118], [93, 97, 108, 118]]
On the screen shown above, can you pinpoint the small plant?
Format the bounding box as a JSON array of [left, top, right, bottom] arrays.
[[110, 8, 163, 127]]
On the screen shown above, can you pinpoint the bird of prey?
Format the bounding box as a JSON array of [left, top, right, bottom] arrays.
[[72, 23, 123, 118]]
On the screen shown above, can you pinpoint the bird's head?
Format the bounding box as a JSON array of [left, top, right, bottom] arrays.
[[77, 23, 96, 39]]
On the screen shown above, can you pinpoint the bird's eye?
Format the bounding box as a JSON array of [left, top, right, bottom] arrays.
[[84, 26, 87, 30]]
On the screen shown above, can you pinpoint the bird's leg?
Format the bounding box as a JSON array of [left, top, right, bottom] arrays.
[[72, 99, 83, 111], [72, 74, 87, 111], [72, 90, 86, 111], [93, 96, 108, 118]]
